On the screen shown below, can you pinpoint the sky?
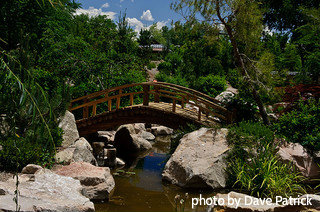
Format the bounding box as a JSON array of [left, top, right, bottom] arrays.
[[75, 0, 183, 33]]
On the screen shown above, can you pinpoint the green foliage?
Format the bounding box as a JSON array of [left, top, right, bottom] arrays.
[[195, 74, 226, 97], [227, 121, 305, 198], [0, 57, 66, 171], [147, 62, 157, 70], [258, 0, 319, 32], [273, 99, 320, 151], [295, 8, 320, 83], [156, 72, 190, 88]]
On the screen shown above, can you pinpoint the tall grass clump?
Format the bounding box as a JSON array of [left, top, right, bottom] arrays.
[[227, 121, 305, 199]]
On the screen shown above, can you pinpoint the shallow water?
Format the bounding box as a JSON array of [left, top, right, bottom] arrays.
[[95, 136, 215, 212]]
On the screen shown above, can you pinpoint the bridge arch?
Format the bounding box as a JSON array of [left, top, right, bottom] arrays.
[[69, 82, 235, 137]]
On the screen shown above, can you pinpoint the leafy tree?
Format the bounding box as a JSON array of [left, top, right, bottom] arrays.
[[171, 0, 276, 125], [295, 8, 320, 83], [258, 0, 320, 32]]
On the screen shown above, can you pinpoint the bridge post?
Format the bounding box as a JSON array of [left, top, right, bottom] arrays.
[[154, 85, 160, 103], [83, 98, 89, 119], [143, 85, 150, 106]]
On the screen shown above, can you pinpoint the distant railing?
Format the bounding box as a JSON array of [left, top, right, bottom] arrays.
[[69, 82, 234, 123]]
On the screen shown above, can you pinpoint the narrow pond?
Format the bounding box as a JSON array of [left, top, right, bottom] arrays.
[[95, 136, 215, 212]]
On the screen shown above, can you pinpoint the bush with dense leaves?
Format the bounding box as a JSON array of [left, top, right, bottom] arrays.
[[195, 74, 226, 97], [273, 98, 320, 151]]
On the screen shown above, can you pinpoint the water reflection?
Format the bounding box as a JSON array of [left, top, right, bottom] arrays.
[[95, 135, 214, 212]]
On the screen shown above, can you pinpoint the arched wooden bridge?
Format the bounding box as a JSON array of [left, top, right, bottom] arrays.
[[69, 82, 235, 137]]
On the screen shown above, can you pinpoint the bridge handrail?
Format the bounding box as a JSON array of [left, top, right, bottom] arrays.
[[69, 82, 233, 123]]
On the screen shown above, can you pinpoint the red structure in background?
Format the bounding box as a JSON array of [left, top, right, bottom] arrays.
[[281, 84, 320, 102], [274, 84, 320, 114]]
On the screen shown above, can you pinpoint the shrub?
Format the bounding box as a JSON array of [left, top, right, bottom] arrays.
[[147, 62, 157, 69], [155, 72, 190, 88], [273, 98, 320, 151], [225, 95, 258, 122], [194, 74, 226, 97], [227, 121, 305, 198]]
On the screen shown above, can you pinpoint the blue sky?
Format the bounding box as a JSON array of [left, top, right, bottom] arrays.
[[75, 0, 183, 33]]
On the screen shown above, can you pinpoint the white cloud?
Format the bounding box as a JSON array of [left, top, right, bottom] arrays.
[[101, 2, 109, 8], [140, 10, 154, 21], [156, 20, 169, 29], [127, 17, 169, 34], [75, 7, 116, 20], [120, 0, 124, 2], [127, 17, 145, 33]]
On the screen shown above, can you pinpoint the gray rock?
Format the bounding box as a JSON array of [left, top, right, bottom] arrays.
[[139, 131, 156, 141], [116, 158, 125, 166], [278, 142, 320, 179], [21, 164, 43, 174], [74, 137, 93, 152], [55, 162, 115, 200], [301, 194, 320, 210], [215, 83, 238, 103], [114, 125, 152, 159], [98, 131, 116, 143], [0, 169, 94, 212], [151, 126, 173, 136], [162, 128, 229, 189], [72, 144, 97, 166], [215, 91, 235, 103], [0, 145, 2, 151], [58, 111, 80, 147], [55, 147, 75, 164], [132, 123, 146, 134]]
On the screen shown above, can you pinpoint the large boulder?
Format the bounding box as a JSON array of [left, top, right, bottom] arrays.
[[55, 147, 76, 164], [114, 125, 152, 159], [215, 83, 239, 103], [55, 137, 95, 165], [151, 126, 173, 136], [139, 131, 155, 141], [59, 111, 80, 147], [0, 168, 94, 212], [74, 137, 93, 152], [72, 144, 97, 166], [162, 128, 229, 189], [21, 164, 42, 174], [278, 142, 320, 179], [55, 162, 115, 200], [98, 131, 116, 143]]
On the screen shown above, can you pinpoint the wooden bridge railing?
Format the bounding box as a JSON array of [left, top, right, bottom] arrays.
[[69, 82, 234, 124]]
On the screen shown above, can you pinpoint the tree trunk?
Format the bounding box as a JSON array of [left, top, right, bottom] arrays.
[[215, 0, 270, 125]]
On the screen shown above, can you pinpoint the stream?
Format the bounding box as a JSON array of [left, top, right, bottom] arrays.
[[95, 135, 215, 212]]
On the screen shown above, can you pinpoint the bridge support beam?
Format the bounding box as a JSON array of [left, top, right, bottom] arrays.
[[143, 85, 150, 106]]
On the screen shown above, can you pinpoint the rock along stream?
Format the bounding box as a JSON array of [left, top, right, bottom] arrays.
[[95, 135, 214, 212]]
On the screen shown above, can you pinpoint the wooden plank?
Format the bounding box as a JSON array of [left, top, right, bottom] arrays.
[[172, 99, 176, 112], [154, 85, 160, 103], [116, 89, 122, 109], [143, 85, 150, 106], [92, 104, 97, 116], [71, 83, 143, 103], [83, 98, 89, 119], [130, 94, 134, 106], [198, 109, 201, 121], [108, 99, 112, 112]]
